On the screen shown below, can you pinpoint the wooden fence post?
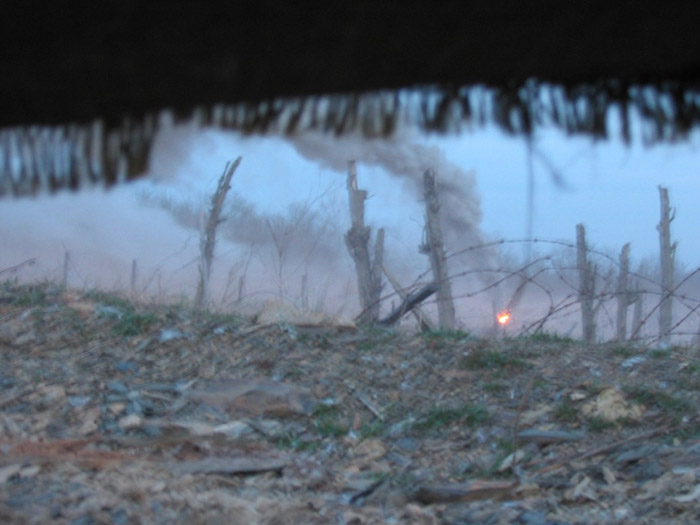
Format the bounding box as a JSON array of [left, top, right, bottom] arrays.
[[576, 223, 595, 343], [616, 243, 630, 341], [657, 186, 676, 346], [195, 157, 241, 309], [631, 280, 644, 340], [344, 160, 383, 323], [301, 273, 309, 310], [130, 259, 137, 292], [422, 169, 455, 330], [62, 251, 70, 288]]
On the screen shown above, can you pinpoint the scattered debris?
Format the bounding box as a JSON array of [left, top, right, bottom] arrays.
[[0, 283, 699, 523]]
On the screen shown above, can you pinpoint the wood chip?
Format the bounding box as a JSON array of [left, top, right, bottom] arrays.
[[414, 480, 516, 504]]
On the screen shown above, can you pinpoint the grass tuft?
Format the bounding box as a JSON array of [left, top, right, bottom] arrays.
[[459, 348, 527, 371], [413, 403, 488, 433]]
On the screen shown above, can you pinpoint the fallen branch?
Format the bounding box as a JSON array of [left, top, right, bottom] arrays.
[[413, 480, 517, 504], [379, 282, 439, 326], [356, 391, 384, 421], [510, 375, 535, 470], [0, 258, 36, 276], [532, 425, 671, 473], [382, 263, 435, 331]]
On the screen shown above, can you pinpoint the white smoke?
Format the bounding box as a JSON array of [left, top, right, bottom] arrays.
[[288, 129, 486, 256]]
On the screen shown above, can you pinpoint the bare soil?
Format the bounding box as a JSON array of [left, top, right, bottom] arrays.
[[1, 282, 700, 524]]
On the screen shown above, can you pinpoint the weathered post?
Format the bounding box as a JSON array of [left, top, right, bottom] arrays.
[[130, 259, 138, 292], [301, 273, 309, 310], [194, 157, 241, 309], [344, 160, 383, 323], [631, 280, 644, 340], [62, 251, 70, 288], [576, 223, 595, 343], [422, 169, 455, 330], [657, 186, 676, 346], [616, 243, 631, 341]]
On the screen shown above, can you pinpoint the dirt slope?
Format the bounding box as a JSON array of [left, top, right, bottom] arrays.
[[1, 282, 699, 524]]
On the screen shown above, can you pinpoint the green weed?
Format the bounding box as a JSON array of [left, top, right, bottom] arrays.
[[625, 385, 692, 417], [483, 381, 508, 393], [423, 329, 471, 341], [359, 420, 386, 439], [586, 416, 617, 432], [10, 284, 48, 306], [611, 344, 636, 357], [526, 332, 574, 344], [674, 422, 700, 441], [357, 340, 378, 352], [553, 399, 578, 423], [681, 362, 700, 375], [284, 367, 304, 380], [678, 363, 700, 390], [459, 349, 527, 371], [413, 404, 488, 433], [313, 403, 348, 438], [316, 420, 348, 438], [114, 310, 157, 337], [496, 438, 516, 454], [532, 377, 548, 389]]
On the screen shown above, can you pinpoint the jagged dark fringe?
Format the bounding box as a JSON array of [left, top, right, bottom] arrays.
[[1, 80, 699, 197]]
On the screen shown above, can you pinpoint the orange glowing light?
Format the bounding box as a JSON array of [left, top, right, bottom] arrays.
[[497, 311, 511, 325]]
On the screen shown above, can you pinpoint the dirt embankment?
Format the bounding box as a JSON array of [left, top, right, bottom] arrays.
[[1, 282, 699, 524]]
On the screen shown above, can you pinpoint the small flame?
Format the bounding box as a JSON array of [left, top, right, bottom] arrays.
[[497, 311, 510, 325]]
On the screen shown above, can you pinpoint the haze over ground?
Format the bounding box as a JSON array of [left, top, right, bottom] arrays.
[[1, 111, 699, 338]]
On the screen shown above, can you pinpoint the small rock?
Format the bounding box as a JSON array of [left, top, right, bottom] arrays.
[[38, 385, 66, 405], [250, 419, 284, 438], [114, 361, 139, 373], [18, 465, 40, 478], [108, 402, 126, 415], [106, 381, 129, 395], [519, 510, 550, 525], [387, 418, 415, 438], [352, 438, 387, 465], [621, 355, 646, 368], [159, 328, 185, 343], [134, 338, 152, 352], [613, 507, 631, 520], [186, 377, 318, 417], [213, 421, 255, 439], [498, 449, 527, 471], [14, 330, 37, 346], [78, 407, 100, 435], [68, 395, 92, 408], [126, 400, 143, 416], [395, 437, 419, 452], [615, 445, 659, 464], [141, 424, 162, 437], [118, 414, 142, 430], [0, 464, 21, 483], [628, 459, 663, 481]]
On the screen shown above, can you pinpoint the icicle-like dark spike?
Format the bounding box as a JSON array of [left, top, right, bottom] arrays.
[[334, 93, 358, 136], [2, 79, 700, 196]]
